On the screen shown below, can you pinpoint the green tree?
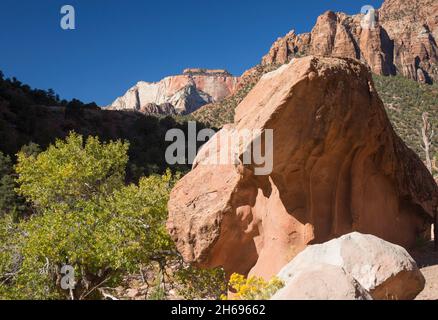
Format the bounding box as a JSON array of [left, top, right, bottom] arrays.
[[0, 152, 14, 214], [19, 142, 41, 157], [0, 132, 178, 299], [0, 214, 21, 299], [15, 132, 129, 210]]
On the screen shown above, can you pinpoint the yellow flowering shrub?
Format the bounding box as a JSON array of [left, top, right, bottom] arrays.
[[223, 273, 284, 300]]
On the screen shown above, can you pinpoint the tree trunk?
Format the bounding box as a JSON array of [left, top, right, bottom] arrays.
[[421, 112, 433, 174]]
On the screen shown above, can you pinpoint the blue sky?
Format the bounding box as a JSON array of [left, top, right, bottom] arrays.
[[0, 0, 383, 105]]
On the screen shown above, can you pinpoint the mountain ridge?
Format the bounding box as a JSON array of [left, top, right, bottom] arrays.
[[261, 0, 438, 83], [107, 69, 239, 115]]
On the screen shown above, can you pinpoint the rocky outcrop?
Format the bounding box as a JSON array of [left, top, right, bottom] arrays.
[[167, 56, 438, 280], [379, 0, 438, 83], [183, 69, 232, 76], [261, 31, 311, 65], [108, 69, 239, 115], [261, 0, 438, 83], [138, 103, 177, 116], [273, 233, 425, 300]]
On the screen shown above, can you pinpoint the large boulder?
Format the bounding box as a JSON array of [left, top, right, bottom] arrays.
[[272, 263, 372, 300], [273, 232, 425, 300], [167, 56, 438, 280]]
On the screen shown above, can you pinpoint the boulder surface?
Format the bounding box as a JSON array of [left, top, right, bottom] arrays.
[[274, 232, 425, 300], [272, 262, 372, 300]]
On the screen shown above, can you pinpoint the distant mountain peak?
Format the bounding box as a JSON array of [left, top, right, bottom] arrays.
[[107, 69, 239, 115]]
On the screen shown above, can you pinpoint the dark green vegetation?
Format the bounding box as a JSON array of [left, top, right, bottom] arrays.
[[0, 152, 26, 220], [0, 72, 212, 181], [0, 70, 98, 110], [373, 75, 438, 160]]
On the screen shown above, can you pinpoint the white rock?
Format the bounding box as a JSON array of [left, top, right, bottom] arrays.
[[272, 263, 373, 300], [275, 232, 425, 300]]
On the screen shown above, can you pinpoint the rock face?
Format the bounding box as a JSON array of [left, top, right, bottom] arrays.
[[272, 263, 372, 300], [262, 0, 438, 83], [273, 233, 425, 300], [379, 0, 438, 83], [139, 103, 177, 115], [108, 69, 239, 115], [167, 56, 438, 280], [261, 31, 311, 65]]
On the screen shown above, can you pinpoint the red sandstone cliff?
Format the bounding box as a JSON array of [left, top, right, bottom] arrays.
[[262, 0, 438, 83]]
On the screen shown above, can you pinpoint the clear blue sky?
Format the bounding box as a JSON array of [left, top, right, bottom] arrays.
[[0, 0, 383, 106]]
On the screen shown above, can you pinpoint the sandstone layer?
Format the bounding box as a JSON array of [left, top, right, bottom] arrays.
[[167, 56, 438, 279]]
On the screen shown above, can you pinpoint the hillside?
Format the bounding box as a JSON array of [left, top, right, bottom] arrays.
[[373, 74, 438, 160], [0, 73, 209, 180]]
